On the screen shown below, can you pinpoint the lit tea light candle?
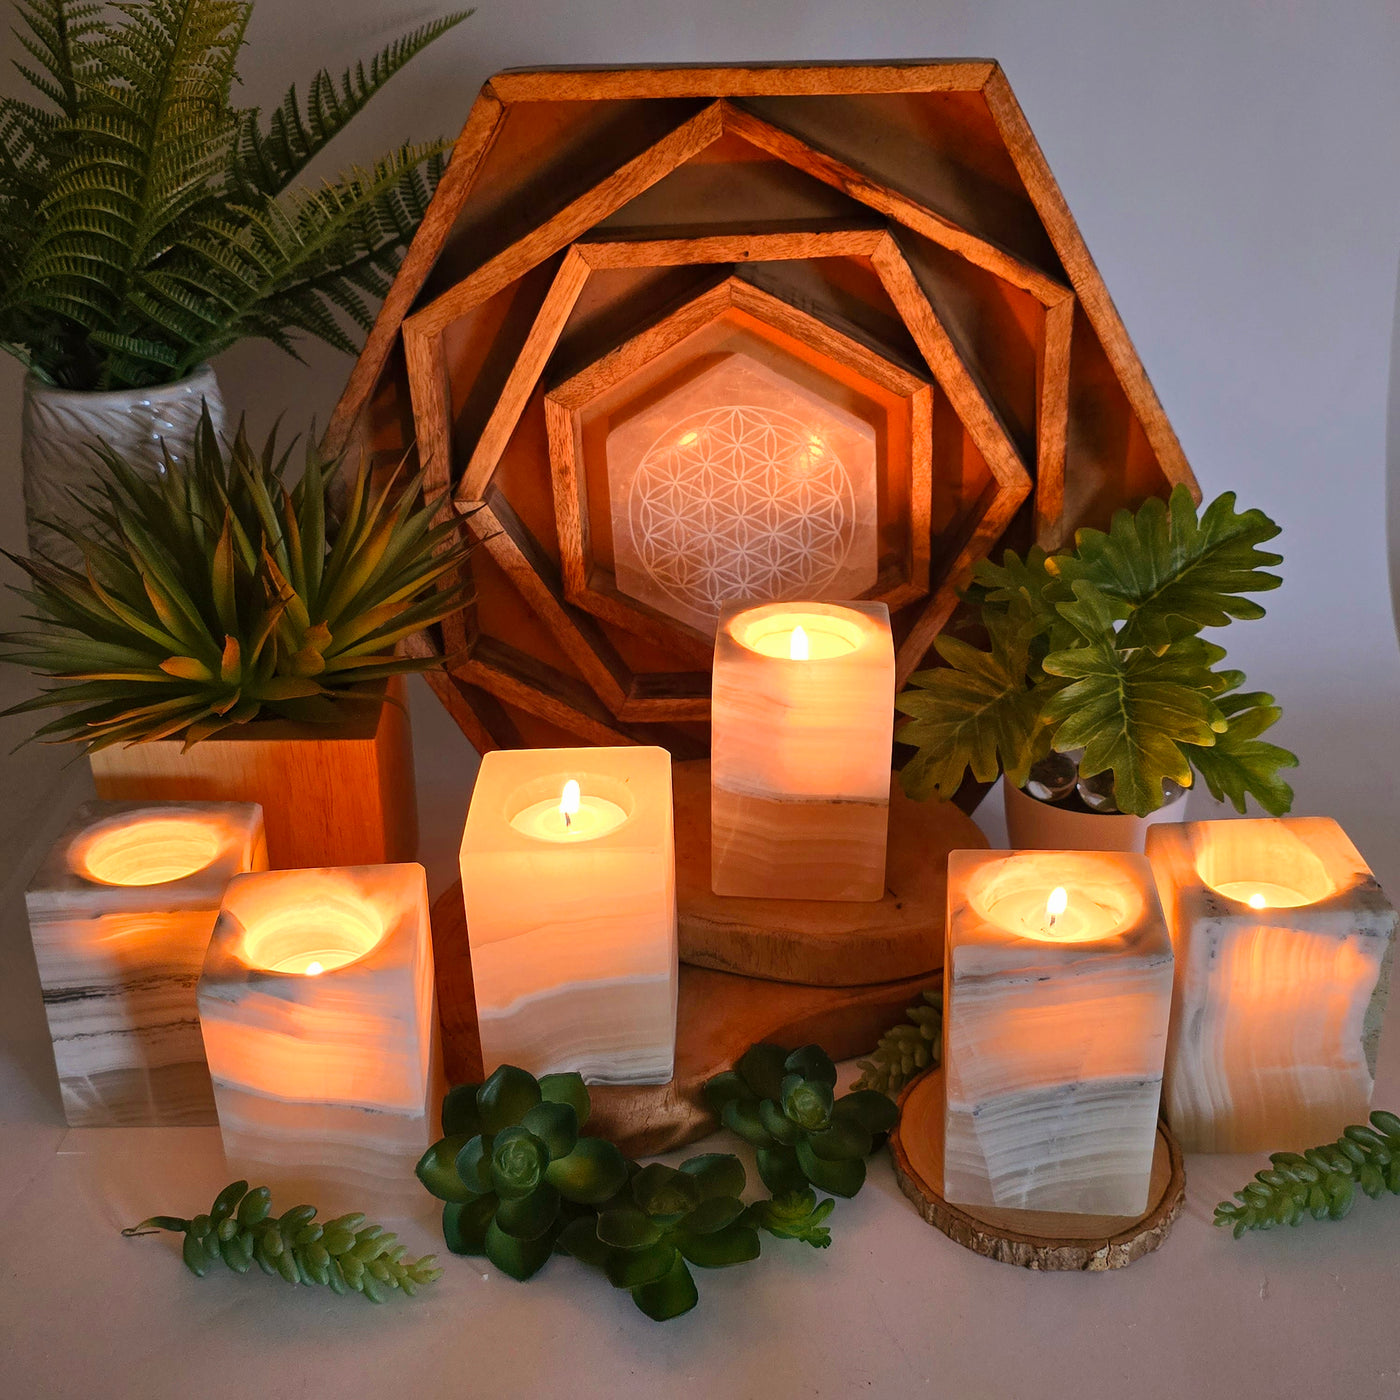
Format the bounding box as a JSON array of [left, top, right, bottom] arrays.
[[198, 864, 437, 1213], [1148, 818, 1397, 1152], [711, 600, 894, 902], [24, 801, 266, 1126], [943, 849, 1174, 1216], [461, 746, 678, 1085], [509, 777, 629, 842]]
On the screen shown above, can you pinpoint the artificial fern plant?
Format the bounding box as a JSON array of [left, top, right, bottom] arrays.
[[0, 406, 470, 747], [896, 486, 1298, 817], [0, 0, 469, 390]]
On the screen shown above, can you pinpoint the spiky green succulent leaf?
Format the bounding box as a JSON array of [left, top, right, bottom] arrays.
[[0, 407, 471, 747]]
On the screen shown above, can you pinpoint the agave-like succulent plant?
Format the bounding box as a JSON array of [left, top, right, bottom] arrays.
[[416, 1066, 630, 1282], [560, 1153, 760, 1321], [1, 407, 469, 748], [705, 1044, 898, 1198]]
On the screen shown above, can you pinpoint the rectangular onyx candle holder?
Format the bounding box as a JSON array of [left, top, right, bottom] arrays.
[[943, 849, 1174, 1216], [25, 800, 266, 1127], [197, 864, 437, 1214], [711, 600, 894, 902], [1148, 817, 1397, 1153], [460, 745, 677, 1086]]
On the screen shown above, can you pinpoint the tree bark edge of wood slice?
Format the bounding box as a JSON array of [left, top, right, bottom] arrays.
[[889, 1065, 1186, 1271]]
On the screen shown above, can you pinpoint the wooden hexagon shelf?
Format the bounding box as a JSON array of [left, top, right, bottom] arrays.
[[327, 61, 1199, 755]]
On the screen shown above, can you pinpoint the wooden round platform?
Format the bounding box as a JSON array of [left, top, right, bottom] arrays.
[[889, 1067, 1185, 1271], [674, 759, 987, 986], [429, 881, 942, 1157]]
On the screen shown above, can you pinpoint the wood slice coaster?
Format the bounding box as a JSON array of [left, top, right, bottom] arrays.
[[430, 881, 937, 1156], [674, 759, 986, 986], [889, 1066, 1186, 1271]]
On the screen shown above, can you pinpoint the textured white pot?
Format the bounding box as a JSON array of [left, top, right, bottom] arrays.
[[1003, 778, 1188, 854], [21, 365, 224, 567]]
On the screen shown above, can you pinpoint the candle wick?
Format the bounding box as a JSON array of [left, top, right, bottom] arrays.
[[563, 810, 572, 830]]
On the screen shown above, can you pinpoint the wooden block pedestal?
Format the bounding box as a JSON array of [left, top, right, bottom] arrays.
[[889, 1066, 1185, 1271], [674, 759, 986, 985], [431, 882, 939, 1156]]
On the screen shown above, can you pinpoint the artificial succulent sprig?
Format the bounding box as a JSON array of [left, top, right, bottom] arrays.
[[416, 1065, 630, 1281], [123, 1179, 441, 1301], [1214, 1110, 1400, 1236], [560, 1153, 759, 1321], [742, 1189, 835, 1248], [705, 1043, 898, 1198], [853, 989, 943, 1096]]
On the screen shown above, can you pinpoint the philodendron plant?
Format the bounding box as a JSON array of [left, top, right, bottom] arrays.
[[895, 485, 1298, 818]]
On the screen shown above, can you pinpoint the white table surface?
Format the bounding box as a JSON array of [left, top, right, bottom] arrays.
[[4, 689, 1399, 1400]]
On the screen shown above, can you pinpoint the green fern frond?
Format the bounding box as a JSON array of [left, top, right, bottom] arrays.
[[0, 0, 468, 389]]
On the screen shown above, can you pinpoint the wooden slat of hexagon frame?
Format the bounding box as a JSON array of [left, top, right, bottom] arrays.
[[543, 271, 937, 659], [325, 61, 1199, 755]]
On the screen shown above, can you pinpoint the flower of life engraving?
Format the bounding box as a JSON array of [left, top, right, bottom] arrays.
[[606, 352, 879, 635], [628, 402, 857, 615]]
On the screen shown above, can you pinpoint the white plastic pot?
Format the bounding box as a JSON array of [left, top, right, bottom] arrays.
[[21, 364, 224, 567], [1003, 778, 1188, 854]]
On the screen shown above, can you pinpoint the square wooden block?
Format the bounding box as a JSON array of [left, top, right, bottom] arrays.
[[711, 600, 894, 901], [198, 864, 437, 1214], [1148, 818, 1397, 1153], [943, 849, 1173, 1216], [461, 745, 677, 1085], [25, 800, 266, 1126]]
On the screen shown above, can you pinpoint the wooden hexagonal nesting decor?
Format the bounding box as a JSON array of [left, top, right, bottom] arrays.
[[326, 62, 1199, 755]]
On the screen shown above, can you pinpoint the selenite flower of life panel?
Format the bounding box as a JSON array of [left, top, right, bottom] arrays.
[[605, 353, 878, 636]]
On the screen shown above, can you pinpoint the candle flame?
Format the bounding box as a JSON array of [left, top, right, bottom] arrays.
[[1248, 892, 1266, 909], [1045, 886, 1068, 927], [790, 625, 809, 661], [559, 779, 581, 830], [305, 960, 324, 976]]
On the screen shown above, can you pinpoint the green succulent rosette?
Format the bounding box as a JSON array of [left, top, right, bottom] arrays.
[[705, 1043, 898, 1198], [559, 1153, 759, 1321], [416, 1065, 629, 1281]]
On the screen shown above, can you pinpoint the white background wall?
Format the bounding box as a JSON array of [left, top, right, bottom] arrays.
[[2, 0, 1398, 889]]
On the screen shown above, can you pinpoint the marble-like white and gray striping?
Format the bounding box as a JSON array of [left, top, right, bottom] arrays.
[[25, 801, 265, 1127], [945, 1078, 1164, 1216], [1149, 818, 1399, 1154], [476, 971, 678, 1085]]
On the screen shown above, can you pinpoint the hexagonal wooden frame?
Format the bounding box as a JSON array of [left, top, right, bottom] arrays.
[[327, 62, 1199, 753], [544, 272, 936, 659]]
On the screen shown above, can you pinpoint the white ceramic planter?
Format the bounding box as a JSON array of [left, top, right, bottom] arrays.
[[21, 365, 224, 567], [1003, 778, 1188, 854]]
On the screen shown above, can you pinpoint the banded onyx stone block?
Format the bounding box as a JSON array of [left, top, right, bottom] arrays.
[[1149, 818, 1397, 1153], [198, 864, 437, 1214], [25, 800, 266, 1126], [711, 601, 894, 902], [461, 745, 678, 1085], [943, 850, 1174, 1216]]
